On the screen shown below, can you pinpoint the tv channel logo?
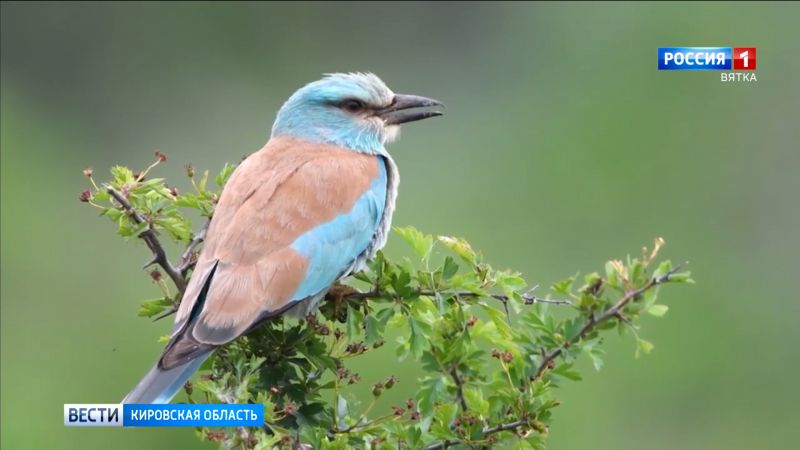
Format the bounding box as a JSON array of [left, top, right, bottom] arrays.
[[658, 47, 756, 71], [64, 404, 122, 427], [732, 47, 756, 70]]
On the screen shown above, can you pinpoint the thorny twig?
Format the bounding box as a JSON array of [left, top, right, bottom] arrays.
[[423, 264, 687, 450], [532, 263, 687, 380], [107, 186, 208, 313], [107, 186, 187, 294], [423, 419, 531, 450], [338, 287, 571, 307], [177, 221, 209, 276]]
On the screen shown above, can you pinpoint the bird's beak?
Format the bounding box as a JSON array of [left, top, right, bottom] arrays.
[[377, 94, 444, 125]]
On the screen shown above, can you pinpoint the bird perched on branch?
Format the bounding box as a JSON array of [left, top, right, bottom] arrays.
[[123, 73, 443, 404]]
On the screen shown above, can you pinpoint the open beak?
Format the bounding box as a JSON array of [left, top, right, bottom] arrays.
[[377, 94, 444, 125]]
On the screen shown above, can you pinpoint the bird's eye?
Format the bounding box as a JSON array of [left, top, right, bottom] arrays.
[[341, 99, 365, 113]]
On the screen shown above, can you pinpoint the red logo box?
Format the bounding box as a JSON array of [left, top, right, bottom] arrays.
[[733, 47, 756, 70]]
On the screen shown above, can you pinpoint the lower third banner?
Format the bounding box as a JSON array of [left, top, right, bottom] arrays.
[[64, 403, 264, 427]]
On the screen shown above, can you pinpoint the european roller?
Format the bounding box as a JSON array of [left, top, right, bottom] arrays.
[[123, 73, 442, 404]]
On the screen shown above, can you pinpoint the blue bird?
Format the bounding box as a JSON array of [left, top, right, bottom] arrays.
[[123, 73, 442, 404]]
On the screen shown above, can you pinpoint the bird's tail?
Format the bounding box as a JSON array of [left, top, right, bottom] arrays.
[[122, 351, 213, 404]]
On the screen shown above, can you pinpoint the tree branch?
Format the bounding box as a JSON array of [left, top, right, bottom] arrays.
[[337, 288, 570, 306], [448, 366, 469, 412], [424, 266, 685, 450], [531, 264, 685, 380], [107, 186, 187, 294], [482, 419, 528, 435], [423, 419, 530, 450], [177, 221, 208, 276]]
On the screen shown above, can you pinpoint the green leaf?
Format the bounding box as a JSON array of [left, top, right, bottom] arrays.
[[110, 165, 134, 184], [669, 271, 694, 283], [417, 376, 445, 417], [394, 226, 434, 260], [495, 270, 527, 293], [215, 163, 236, 188], [605, 261, 619, 288], [647, 304, 669, 317], [431, 402, 458, 439], [387, 312, 407, 330], [174, 193, 201, 209], [636, 337, 655, 358], [563, 318, 583, 341], [582, 338, 605, 371], [437, 235, 478, 265], [551, 363, 583, 381], [483, 305, 512, 338], [138, 297, 173, 318], [375, 306, 395, 325], [102, 207, 123, 221], [463, 387, 489, 415], [551, 275, 576, 295], [93, 190, 110, 202], [653, 260, 673, 279], [441, 256, 459, 280], [391, 270, 414, 298], [346, 305, 364, 339], [155, 217, 193, 241], [197, 170, 209, 192], [364, 314, 381, 344], [131, 178, 167, 195], [408, 316, 429, 359], [629, 258, 644, 283], [124, 221, 149, 239]]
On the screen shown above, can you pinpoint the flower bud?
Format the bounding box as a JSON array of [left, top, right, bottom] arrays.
[[282, 401, 297, 416]]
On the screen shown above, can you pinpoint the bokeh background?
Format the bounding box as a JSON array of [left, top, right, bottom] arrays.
[[2, 2, 798, 449]]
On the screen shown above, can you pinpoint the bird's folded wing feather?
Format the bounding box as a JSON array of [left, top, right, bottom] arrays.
[[163, 136, 386, 368]]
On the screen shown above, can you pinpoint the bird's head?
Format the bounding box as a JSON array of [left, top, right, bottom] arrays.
[[271, 73, 443, 153]]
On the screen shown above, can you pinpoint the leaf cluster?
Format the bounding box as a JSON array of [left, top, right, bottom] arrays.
[[80, 157, 692, 449]]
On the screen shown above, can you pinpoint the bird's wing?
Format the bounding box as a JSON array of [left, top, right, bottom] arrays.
[[161, 136, 387, 369]]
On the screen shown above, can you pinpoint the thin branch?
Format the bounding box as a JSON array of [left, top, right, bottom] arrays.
[[424, 439, 459, 450], [153, 223, 210, 322], [531, 264, 686, 380], [335, 288, 570, 306], [423, 419, 530, 450], [177, 221, 209, 275], [107, 187, 186, 294], [448, 366, 469, 412], [424, 265, 686, 450], [482, 419, 529, 435]]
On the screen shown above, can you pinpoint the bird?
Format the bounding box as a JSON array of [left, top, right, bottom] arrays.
[[122, 73, 443, 404]]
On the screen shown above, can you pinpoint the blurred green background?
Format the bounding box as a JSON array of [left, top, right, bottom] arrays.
[[2, 2, 798, 449]]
